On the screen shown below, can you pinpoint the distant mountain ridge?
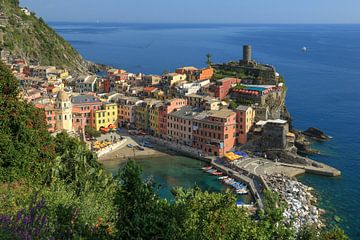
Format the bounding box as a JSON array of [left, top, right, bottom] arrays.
[[0, 0, 94, 73]]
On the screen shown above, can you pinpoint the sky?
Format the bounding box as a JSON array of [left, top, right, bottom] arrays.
[[20, 0, 360, 24]]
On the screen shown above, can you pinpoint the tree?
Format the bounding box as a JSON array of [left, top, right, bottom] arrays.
[[114, 160, 171, 239], [0, 62, 55, 182], [206, 53, 212, 66], [85, 126, 101, 138]]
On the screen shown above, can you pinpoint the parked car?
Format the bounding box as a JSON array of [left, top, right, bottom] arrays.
[[141, 142, 153, 148], [127, 144, 134, 148], [135, 146, 145, 151]]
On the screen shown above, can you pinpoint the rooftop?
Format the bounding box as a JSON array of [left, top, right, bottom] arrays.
[[71, 94, 101, 104], [195, 108, 235, 121], [169, 106, 202, 120], [236, 105, 251, 111]]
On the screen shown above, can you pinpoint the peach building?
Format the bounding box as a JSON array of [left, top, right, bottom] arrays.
[[197, 67, 214, 80], [236, 105, 255, 144], [72, 107, 87, 133], [158, 98, 187, 138], [193, 108, 237, 157], [167, 106, 200, 145], [71, 94, 102, 127], [118, 104, 136, 127], [214, 77, 241, 100]]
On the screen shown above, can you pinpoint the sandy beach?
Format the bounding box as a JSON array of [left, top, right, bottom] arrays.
[[98, 132, 173, 162]]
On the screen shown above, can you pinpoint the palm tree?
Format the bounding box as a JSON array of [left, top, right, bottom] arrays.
[[206, 53, 212, 66]]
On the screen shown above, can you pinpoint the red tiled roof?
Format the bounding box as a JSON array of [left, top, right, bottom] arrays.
[[143, 86, 158, 93]]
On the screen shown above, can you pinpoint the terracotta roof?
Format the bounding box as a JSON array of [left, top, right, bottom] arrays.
[[143, 86, 158, 93]]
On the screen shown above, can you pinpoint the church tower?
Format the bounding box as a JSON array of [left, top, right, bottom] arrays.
[[55, 90, 73, 132]]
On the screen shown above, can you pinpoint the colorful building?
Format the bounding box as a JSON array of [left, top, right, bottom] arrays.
[[135, 99, 161, 131], [92, 103, 118, 131], [163, 73, 187, 86], [71, 94, 102, 127], [143, 74, 161, 86], [75, 75, 98, 93], [118, 104, 136, 127], [150, 102, 164, 136], [235, 105, 255, 144], [167, 106, 201, 145], [192, 108, 237, 157], [214, 77, 241, 100], [159, 98, 187, 138], [197, 67, 214, 80]]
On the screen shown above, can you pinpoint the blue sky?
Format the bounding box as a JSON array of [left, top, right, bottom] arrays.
[[20, 0, 360, 24]]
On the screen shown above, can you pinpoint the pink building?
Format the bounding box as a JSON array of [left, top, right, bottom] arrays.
[[167, 106, 199, 146], [72, 107, 87, 133], [35, 104, 56, 133], [193, 108, 237, 157], [159, 98, 187, 138], [118, 104, 136, 127], [236, 105, 255, 144], [24, 88, 42, 102], [214, 77, 241, 100], [71, 94, 102, 128]]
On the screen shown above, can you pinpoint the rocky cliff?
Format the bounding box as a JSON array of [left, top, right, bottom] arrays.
[[0, 0, 92, 73]]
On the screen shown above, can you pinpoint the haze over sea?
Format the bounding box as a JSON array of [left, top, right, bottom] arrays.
[[50, 22, 360, 238]]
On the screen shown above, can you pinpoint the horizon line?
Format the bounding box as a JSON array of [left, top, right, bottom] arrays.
[[46, 21, 360, 25]]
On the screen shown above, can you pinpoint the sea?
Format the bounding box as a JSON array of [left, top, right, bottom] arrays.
[[50, 22, 360, 238]]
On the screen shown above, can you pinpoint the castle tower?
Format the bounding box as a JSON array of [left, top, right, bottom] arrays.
[[243, 45, 252, 63], [55, 90, 73, 132]]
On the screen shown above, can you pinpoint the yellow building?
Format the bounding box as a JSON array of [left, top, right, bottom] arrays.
[[149, 102, 163, 136], [164, 73, 187, 86], [93, 103, 118, 130]]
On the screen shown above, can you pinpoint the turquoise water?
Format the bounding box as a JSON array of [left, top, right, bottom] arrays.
[[101, 156, 252, 203], [50, 23, 360, 238], [245, 86, 267, 91]]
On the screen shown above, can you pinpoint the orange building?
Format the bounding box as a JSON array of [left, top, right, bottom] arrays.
[[192, 108, 237, 157], [197, 67, 214, 80], [236, 105, 255, 144]]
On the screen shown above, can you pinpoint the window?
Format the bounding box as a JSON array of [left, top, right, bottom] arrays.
[[47, 117, 52, 121], [225, 134, 228, 139]]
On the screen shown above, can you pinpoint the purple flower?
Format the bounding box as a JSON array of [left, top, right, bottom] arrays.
[[16, 211, 23, 222], [41, 215, 47, 226], [23, 215, 30, 225], [36, 199, 45, 210]]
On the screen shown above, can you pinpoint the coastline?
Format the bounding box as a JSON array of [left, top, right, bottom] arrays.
[[95, 131, 339, 230]]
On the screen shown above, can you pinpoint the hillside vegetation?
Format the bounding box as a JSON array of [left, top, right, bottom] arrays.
[[0, 0, 89, 73]]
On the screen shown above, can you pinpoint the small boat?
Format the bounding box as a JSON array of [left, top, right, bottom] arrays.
[[206, 169, 216, 173], [301, 46, 307, 52], [218, 176, 228, 180], [202, 166, 212, 170], [236, 188, 249, 195], [212, 171, 223, 176]]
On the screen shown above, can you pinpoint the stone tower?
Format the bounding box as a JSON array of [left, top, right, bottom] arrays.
[[243, 45, 252, 63], [55, 90, 73, 132]]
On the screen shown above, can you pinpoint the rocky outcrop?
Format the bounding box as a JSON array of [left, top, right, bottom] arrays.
[[264, 150, 313, 165], [294, 131, 320, 155], [302, 127, 331, 141]]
